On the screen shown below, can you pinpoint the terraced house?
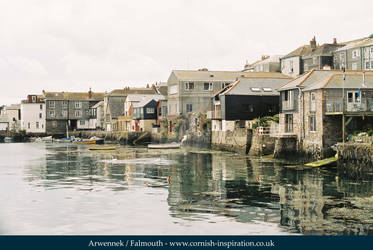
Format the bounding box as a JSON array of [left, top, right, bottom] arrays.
[[334, 37, 373, 71], [166, 69, 258, 118], [281, 37, 342, 78], [276, 69, 373, 158], [43, 90, 104, 134]]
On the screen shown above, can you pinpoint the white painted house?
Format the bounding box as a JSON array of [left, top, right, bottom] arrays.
[[20, 95, 46, 133]]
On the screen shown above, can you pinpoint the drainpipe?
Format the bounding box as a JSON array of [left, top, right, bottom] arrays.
[[296, 87, 304, 144]]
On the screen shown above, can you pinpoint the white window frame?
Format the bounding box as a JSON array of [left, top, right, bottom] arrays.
[[310, 92, 316, 112], [352, 49, 360, 59], [62, 110, 68, 118], [146, 108, 154, 114], [309, 116, 316, 132], [204, 82, 213, 91], [80, 120, 85, 125], [75, 101, 82, 109], [49, 101, 55, 108], [352, 62, 358, 70], [49, 110, 55, 117], [62, 101, 68, 107], [186, 104, 193, 113], [185, 82, 194, 90], [75, 110, 82, 117]]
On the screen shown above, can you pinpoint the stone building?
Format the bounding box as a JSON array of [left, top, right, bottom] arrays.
[[334, 37, 373, 71], [43, 90, 104, 134], [2, 104, 21, 131], [276, 69, 373, 158], [166, 69, 258, 118]]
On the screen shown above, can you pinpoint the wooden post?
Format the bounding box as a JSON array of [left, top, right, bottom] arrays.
[[342, 114, 345, 144]]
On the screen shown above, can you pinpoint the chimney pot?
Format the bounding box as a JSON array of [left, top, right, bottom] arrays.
[[333, 38, 337, 44]]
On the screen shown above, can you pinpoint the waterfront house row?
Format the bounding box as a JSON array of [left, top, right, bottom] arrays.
[[211, 72, 292, 132], [275, 69, 373, 158], [43, 90, 104, 134], [0, 104, 21, 132]]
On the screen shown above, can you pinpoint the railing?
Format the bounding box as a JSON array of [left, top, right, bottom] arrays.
[[325, 97, 373, 113]]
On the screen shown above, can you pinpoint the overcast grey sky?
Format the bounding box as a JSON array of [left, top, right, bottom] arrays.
[[0, 0, 372, 105]]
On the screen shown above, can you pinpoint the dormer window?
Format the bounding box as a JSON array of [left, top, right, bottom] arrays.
[[251, 87, 261, 92]]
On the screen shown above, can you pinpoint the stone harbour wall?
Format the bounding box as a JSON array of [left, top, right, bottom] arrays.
[[336, 143, 373, 171]]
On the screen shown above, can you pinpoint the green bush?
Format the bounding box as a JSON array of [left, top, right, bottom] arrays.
[[370, 34, 373, 39], [368, 130, 373, 136]]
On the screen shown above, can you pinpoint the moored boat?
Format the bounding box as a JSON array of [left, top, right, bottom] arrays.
[[89, 145, 116, 151], [75, 137, 104, 145], [4, 137, 13, 143], [148, 142, 181, 149]]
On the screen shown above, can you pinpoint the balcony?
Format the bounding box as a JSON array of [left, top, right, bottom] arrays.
[[282, 101, 294, 110], [325, 97, 373, 114]]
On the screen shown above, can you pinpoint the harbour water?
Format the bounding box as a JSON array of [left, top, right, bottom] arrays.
[[1, 143, 373, 235]]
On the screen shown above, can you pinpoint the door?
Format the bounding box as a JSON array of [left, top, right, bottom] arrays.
[[347, 91, 361, 111]]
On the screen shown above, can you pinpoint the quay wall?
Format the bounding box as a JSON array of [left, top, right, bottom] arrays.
[[336, 143, 373, 171]]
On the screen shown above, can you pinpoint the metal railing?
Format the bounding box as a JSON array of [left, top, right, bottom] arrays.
[[282, 101, 294, 110], [325, 97, 373, 113]]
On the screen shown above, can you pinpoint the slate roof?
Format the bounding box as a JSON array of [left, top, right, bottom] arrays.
[[221, 75, 291, 96], [335, 38, 371, 52], [302, 44, 342, 58], [281, 45, 313, 59], [44, 92, 104, 101], [277, 70, 337, 91], [107, 88, 157, 97], [303, 72, 373, 91], [132, 95, 165, 108], [6, 104, 21, 110], [172, 70, 287, 82]]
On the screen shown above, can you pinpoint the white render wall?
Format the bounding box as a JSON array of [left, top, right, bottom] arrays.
[[281, 56, 301, 78], [21, 103, 46, 133]]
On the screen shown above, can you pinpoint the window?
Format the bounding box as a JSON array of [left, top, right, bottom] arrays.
[[366, 61, 370, 70], [347, 91, 360, 103], [146, 108, 154, 114], [49, 110, 55, 117], [310, 92, 316, 112], [36, 122, 39, 129], [186, 104, 193, 112], [106, 114, 110, 122], [221, 82, 230, 89], [169, 85, 178, 94], [28, 123, 30, 129], [304, 63, 309, 72], [309, 116, 316, 131], [140, 108, 143, 115], [75, 110, 82, 117], [251, 87, 261, 92], [204, 82, 213, 91], [352, 49, 360, 59], [263, 87, 272, 92], [80, 120, 85, 125], [62, 110, 68, 118], [32, 96, 36, 102], [75, 102, 82, 109], [39, 113, 42, 119], [285, 114, 293, 133], [62, 101, 68, 107], [185, 82, 194, 90], [370, 47, 373, 54], [49, 101, 55, 108], [40, 104, 43, 110], [290, 60, 294, 73], [352, 62, 358, 70], [52, 121, 57, 128]]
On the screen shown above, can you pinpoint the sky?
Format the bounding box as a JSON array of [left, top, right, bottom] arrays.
[[0, 0, 372, 105]]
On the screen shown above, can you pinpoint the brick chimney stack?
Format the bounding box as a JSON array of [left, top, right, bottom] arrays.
[[88, 87, 92, 98], [333, 38, 337, 45], [261, 55, 269, 60], [310, 36, 317, 49]]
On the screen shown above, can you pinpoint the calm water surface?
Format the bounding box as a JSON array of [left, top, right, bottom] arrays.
[[1, 143, 373, 235]]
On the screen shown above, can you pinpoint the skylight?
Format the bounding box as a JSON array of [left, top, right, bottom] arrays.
[[251, 87, 261, 92], [263, 87, 272, 92]]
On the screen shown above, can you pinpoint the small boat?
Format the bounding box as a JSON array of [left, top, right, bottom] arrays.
[[148, 142, 181, 149], [76, 137, 104, 145], [41, 136, 53, 142], [4, 137, 13, 143], [89, 145, 116, 151], [304, 156, 338, 167]]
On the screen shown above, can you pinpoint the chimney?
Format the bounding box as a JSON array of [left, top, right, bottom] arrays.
[[261, 55, 269, 60], [333, 38, 337, 45], [88, 87, 92, 98], [310, 36, 317, 49]]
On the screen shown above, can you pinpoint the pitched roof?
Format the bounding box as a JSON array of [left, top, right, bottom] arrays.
[[277, 70, 338, 91], [132, 95, 165, 108], [281, 45, 313, 59], [302, 43, 342, 58], [303, 72, 373, 91], [107, 88, 157, 97], [171, 70, 286, 81], [6, 104, 21, 110], [335, 38, 371, 52], [91, 100, 104, 109], [220, 74, 291, 96], [44, 92, 104, 101]]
